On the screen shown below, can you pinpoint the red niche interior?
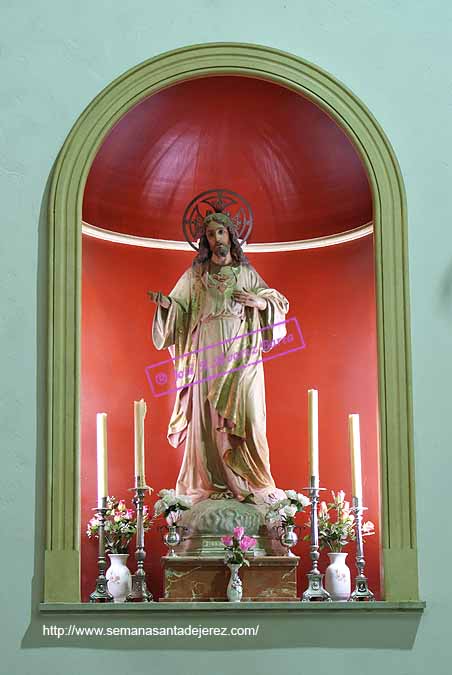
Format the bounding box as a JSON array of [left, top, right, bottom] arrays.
[[83, 76, 372, 243], [81, 75, 380, 601], [81, 236, 381, 600]]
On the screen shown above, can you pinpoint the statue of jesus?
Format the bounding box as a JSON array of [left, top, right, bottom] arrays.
[[148, 202, 289, 505]]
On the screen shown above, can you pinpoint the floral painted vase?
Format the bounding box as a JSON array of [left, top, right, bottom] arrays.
[[325, 552, 351, 601], [106, 553, 132, 603], [226, 563, 243, 602]]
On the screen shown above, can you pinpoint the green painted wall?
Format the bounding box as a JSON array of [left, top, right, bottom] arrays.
[[0, 1, 450, 673]]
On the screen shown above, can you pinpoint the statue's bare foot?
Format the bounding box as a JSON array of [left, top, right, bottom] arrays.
[[239, 493, 256, 504], [209, 490, 234, 500]]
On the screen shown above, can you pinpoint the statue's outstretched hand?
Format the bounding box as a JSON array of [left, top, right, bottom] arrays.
[[147, 291, 171, 309], [233, 290, 267, 311]]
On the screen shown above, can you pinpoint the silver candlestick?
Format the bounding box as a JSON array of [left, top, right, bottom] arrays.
[[89, 498, 113, 603], [349, 496, 375, 601], [301, 477, 332, 602], [126, 480, 153, 602]]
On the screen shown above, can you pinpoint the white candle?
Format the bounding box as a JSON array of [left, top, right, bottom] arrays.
[[134, 399, 147, 486], [96, 413, 108, 507], [349, 413, 363, 500], [308, 389, 319, 483]]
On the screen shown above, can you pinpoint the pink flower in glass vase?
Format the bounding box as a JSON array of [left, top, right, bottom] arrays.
[[167, 510, 181, 526], [233, 526, 245, 540], [221, 535, 233, 547], [239, 535, 257, 552]]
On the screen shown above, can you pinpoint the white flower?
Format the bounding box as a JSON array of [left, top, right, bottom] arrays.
[[153, 499, 166, 516], [177, 495, 192, 508], [159, 488, 176, 500], [362, 520, 375, 535], [281, 504, 297, 518], [285, 489, 297, 500], [160, 489, 178, 507], [297, 493, 310, 508], [336, 490, 346, 504]]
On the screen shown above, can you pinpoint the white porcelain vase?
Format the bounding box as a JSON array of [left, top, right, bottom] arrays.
[[106, 553, 132, 603], [226, 563, 243, 602], [325, 552, 351, 601]]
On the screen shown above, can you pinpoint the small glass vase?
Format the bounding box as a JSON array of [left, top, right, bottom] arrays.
[[279, 523, 298, 556], [226, 563, 243, 602], [325, 551, 351, 601], [164, 525, 181, 557]]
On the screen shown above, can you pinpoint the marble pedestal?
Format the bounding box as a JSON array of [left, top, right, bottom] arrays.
[[161, 555, 300, 602]]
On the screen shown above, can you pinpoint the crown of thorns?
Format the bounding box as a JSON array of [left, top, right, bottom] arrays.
[[182, 189, 254, 251]]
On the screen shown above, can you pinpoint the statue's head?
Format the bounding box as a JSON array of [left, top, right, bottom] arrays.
[[204, 213, 232, 258], [192, 212, 249, 267]]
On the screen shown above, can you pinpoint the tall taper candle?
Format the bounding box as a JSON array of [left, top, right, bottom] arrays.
[[349, 413, 363, 500], [96, 413, 108, 507], [308, 389, 319, 482], [134, 399, 147, 486]]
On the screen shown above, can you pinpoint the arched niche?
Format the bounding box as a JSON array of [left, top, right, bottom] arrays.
[[44, 42, 418, 603]]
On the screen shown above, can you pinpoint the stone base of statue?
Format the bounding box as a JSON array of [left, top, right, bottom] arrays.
[[160, 498, 299, 601], [175, 497, 287, 557]]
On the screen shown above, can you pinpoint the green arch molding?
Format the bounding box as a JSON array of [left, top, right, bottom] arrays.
[[45, 42, 418, 602]]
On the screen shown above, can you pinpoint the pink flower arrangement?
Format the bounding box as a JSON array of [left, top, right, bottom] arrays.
[[304, 490, 375, 552], [221, 526, 257, 566], [86, 496, 151, 553]]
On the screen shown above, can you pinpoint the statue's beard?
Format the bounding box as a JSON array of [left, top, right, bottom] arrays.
[[214, 243, 230, 258]]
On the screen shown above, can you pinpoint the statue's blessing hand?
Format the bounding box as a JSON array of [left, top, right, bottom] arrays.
[[233, 290, 266, 311]]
